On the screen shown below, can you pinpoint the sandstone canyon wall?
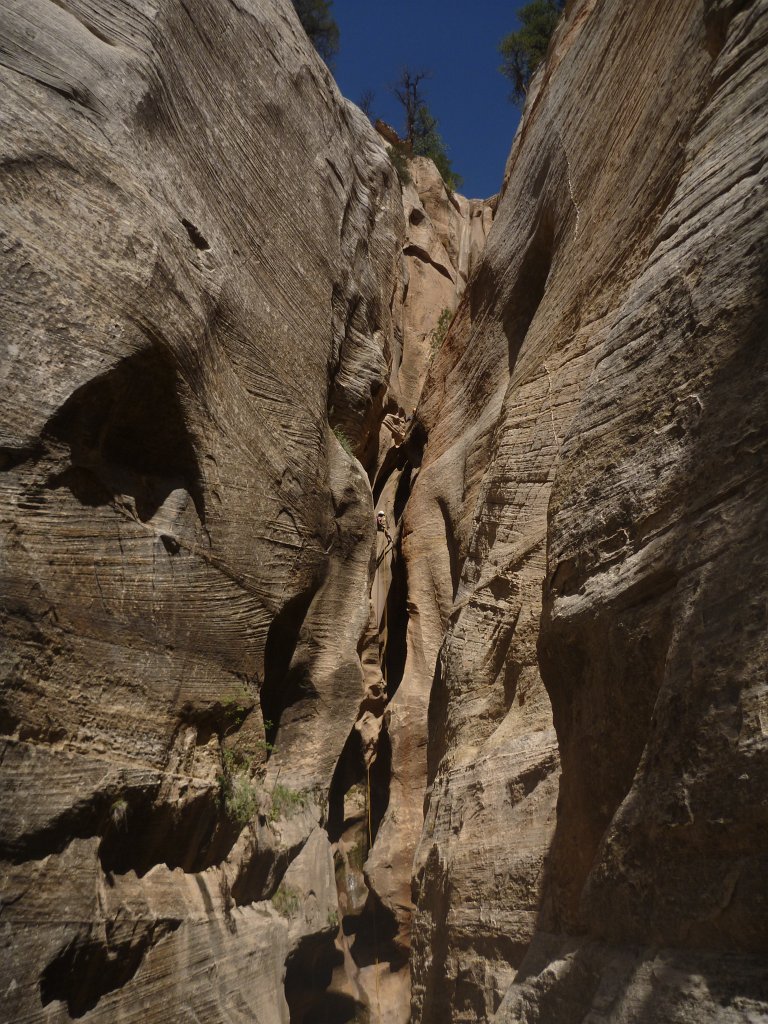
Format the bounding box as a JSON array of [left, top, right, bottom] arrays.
[[407, 0, 768, 1021], [1, 1, 766, 1023], [0, 0, 405, 1020]]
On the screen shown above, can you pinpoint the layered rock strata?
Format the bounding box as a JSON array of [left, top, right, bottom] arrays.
[[1, 0, 766, 1022], [0, 2, 489, 1021], [397, 157, 493, 414], [0, 0, 405, 1020], [408, 0, 768, 1021], [325, 151, 493, 1022]]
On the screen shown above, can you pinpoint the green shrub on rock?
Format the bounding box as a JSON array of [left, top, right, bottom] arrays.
[[269, 783, 308, 822]]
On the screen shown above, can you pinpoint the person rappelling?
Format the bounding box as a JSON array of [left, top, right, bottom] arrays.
[[373, 510, 394, 679], [376, 510, 392, 544], [375, 510, 393, 573]]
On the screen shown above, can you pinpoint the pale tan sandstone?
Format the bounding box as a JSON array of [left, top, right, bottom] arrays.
[[359, 159, 494, 1015], [409, 156, 494, 294], [396, 159, 494, 415], [2, 0, 766, 1022], [0, 0, 490, 1016], [0, 0, 406, 1021], [409, 0, 768, 1022]]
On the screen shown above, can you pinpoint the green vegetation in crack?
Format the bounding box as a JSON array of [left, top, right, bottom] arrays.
[[255, 718, 276, 757], [216, 681, 276, 827], [333, 424, 354, 456], [430, 307, 453, 354], [269, 783, 308, 822], [223, 773, 259, 827], [221, 683, 256, 733], [387, 145, 413, 187], [271, 882, 302, 918], [219, 748, 258, 827]]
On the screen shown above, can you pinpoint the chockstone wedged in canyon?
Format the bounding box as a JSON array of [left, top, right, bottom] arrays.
[[0, 1, 766, 1023]]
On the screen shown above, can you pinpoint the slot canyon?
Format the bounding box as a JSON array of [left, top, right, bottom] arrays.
[[1, 1, 767, 1022]]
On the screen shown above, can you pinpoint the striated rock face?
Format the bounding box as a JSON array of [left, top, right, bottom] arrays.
[[357, 166, 495, 1020], [390, 155, 493, 416], [0, 0, 407, 1020], [408, 0, 768, 1021], [2, 0, 766, 1022], [342, 145, 494, 1021], [0, 1, 489, 1020]]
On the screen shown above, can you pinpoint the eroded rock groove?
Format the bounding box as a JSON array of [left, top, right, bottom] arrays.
[[1, 1, 766, 1023]]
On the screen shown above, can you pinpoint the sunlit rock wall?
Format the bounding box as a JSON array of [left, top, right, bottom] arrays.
[[2, 0, 765, 1022], [0, 1, 405, 1020], [409, 0, 768, 1021]]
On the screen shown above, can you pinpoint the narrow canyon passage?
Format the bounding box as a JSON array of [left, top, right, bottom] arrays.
[[1, 1, 766, 1023], [279, 153, 495, 1022]]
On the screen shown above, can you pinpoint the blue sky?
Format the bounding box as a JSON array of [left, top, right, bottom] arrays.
[[330, 0, 528, 199]]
